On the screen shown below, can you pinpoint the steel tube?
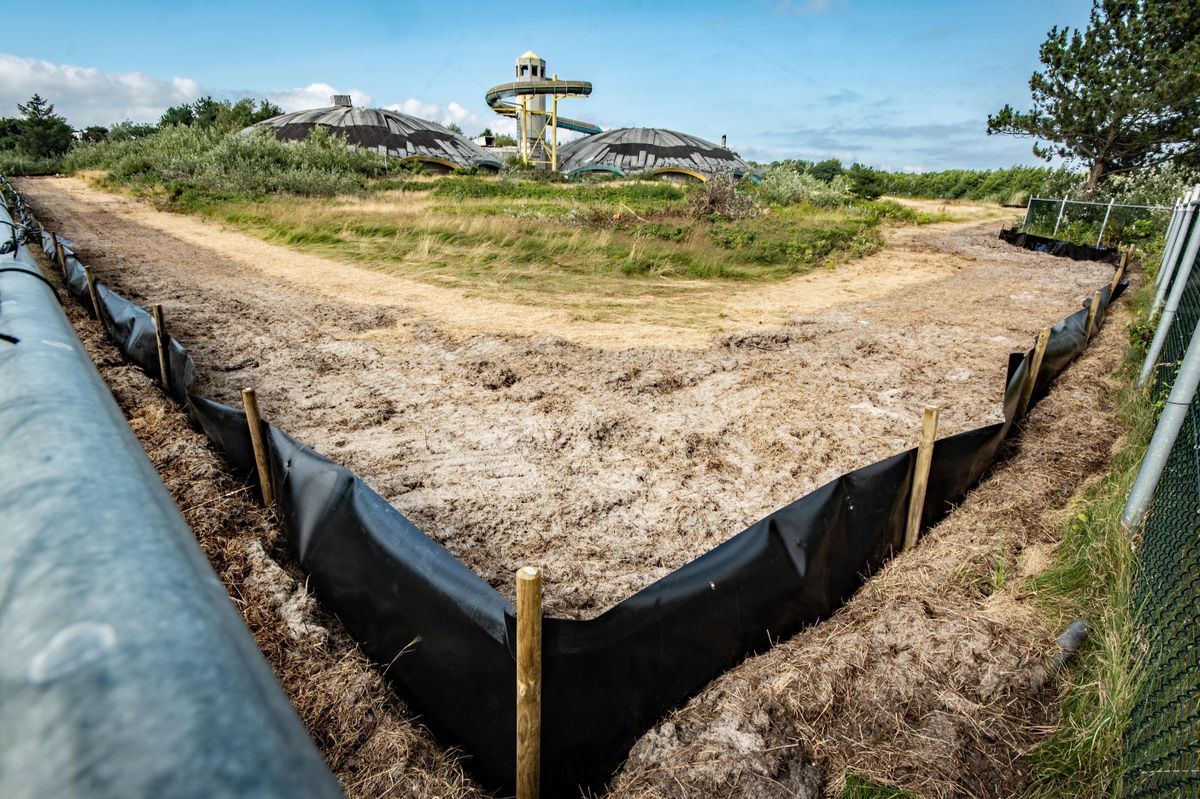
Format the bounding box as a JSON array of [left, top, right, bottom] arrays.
[[1096, 199, 1114, 247], [1140, 211, 1200, 387], [1053, 197, 1068, 237], [1123, 319, 1200, 530], [1154, 201, 1184, 289], [0, 202, 342, 799], [1152, 187, 1200, 309]]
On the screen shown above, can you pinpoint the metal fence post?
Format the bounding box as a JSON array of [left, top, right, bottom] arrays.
[[1053, 196, 1069, 237], [1123, 319, 1200, 530], [1096, 198, 1115, 247], [1151, 187, 1200, 318], [1022, 197, 1035, 229], [1155, 200, 1185, 290], [1140, 214, 1200, 387]]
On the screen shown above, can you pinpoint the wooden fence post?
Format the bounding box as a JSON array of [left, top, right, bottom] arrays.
[[903, 407, 940, 551], [241, 388, 275, 508], [1110, 251, 1128, 297], [516, 565, 543, 799], [153, 304, 171, 394], [1018, 328, 1052, 419], [83, 266, 102, 323], [54, 236, 68, 281], [1085, 290, 1102, 340]]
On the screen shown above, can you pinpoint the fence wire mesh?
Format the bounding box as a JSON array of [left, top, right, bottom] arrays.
[[1122, 243, 1200, 797], [1024, 198, 1171, 251]]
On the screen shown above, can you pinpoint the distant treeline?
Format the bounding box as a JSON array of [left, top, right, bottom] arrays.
[[754, 158, 1197, 208], [753, 159, 1073, 205], [0, 94, 283, 176]]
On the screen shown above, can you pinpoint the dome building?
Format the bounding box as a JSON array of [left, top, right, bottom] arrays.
[[244, 95, 501, 173], [555, 127, 756, 182]]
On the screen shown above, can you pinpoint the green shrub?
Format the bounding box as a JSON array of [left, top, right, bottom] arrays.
[[759, 164, 852, 207], [685, 173, 760, 220], [63, 125, 384, 202], [0, 151, 62, 176], [847, 164, 885, 199]]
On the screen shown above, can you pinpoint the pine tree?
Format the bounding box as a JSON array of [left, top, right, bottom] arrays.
[[16, 94, 74, 158], [988, 0, 1200, 192]]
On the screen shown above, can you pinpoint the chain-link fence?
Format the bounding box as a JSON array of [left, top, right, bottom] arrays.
[[1023, 197, 1172, 251], [1122, 212, 1200, 796]]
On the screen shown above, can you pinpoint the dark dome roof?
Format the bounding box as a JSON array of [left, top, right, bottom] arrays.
[[245, 105, 501, 172], [556, 127, 753, 180]]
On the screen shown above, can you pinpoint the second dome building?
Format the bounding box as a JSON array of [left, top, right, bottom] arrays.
[[556, 127, 755, 182]]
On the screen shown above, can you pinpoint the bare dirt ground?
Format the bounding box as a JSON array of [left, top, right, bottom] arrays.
[[17, 176, 1113, 620], [21, 174, 1135, 797], [608, 302, 1131, 797]]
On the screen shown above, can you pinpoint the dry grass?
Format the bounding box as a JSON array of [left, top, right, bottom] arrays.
[[194, 186, 915, 314]]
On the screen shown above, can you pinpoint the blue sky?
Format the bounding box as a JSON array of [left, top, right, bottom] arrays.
[[0, 0, 1095, 171]]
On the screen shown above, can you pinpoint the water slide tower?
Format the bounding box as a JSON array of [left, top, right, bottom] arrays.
[[515, 51, 548, 162], [485, 52, 601, 169]]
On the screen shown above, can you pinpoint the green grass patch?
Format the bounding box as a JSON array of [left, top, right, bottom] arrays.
[[839, 774, 916, 799], [183, 187, 931, 305], [1018, 281, 1155, 798]]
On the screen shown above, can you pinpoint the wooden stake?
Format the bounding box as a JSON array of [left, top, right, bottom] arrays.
[[1110, 252, 1127, 297], [50, 231, 65, 274], [83, 266, 102, 323], [1018, 327, 1052, 419], [903, 407, 940, 551], [516, 565, 542, 799], [1085, 290, 1102, 340], [153, 304, 171, 393], [241, 387, 275, 508]]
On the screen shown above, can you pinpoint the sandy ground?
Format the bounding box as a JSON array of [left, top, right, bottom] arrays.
[[16, 176, 1112, 618], [22, 175, 1135, 797], [608, 297, 1132, 798]]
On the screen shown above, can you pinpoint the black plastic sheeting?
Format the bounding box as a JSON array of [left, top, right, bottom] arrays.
[[999, 227, 1121, 264], [37, 216, 1126, 796]]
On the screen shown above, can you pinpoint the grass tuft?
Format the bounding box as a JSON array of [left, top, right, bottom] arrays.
[[1019, 280, 1157, 798]]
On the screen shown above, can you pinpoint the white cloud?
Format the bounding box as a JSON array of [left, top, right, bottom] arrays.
[[384, 98, 497, 136], [0, 53, 202, 126], [0, 53, 572, 145], [266, 82, 373, 113]]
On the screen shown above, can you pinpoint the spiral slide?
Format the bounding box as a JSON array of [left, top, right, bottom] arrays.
[[484, 79, 602, 135]]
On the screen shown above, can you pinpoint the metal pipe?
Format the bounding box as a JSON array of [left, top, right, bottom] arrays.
[[1123, 318, 1200, 530], [1052, 619, 1091, 668], [0, 203, 343, 798], [1053, 196, 1069, 237], [1024, 196, 1170, 211], [1153, 187, 1200, 306], [1141, 220, 1200, 386], [1148, 192, 1200, 327], [1096, 199, 1115, 247], [1154, 200, 1184, 289]]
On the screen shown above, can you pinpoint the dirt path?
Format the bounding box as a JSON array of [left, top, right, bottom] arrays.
[[23, 176, 1019, 348], [16, 176, 1111, 618]]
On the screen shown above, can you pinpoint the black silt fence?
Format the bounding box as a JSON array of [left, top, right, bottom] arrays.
[[999, 227, 1121, 264], [28, 197, 1125, 796]]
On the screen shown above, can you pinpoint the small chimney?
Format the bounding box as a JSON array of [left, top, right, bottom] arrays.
[[331, 94, 352, 107], [721, 134, 727, 148]]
